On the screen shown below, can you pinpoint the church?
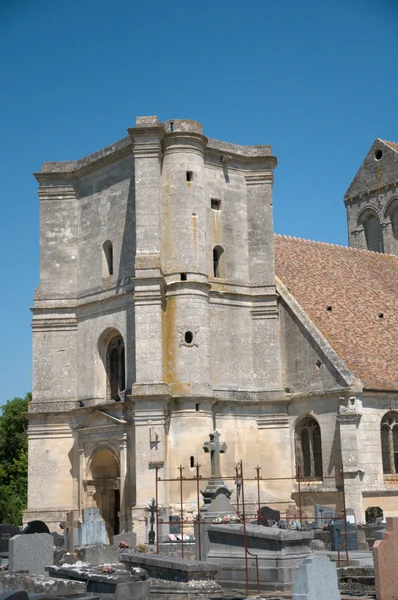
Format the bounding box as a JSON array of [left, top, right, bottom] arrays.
[[25, 117, 398, 541]]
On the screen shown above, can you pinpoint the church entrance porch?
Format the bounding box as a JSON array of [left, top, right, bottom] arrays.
[[85, 446, 121, 542]]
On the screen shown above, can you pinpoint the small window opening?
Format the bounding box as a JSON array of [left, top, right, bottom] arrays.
[[170, 121, 174, 132], [102, 240, 113, 277], [195, 403, 200, 412], [181, 273, 187, 281], [186, 171, 193, 182], [190, 456, 195, 468], [375, 149, 383, 160], [213, 245, 225, 278], [326, 305, 332, 312], [211, 198, 221, 210], [185, 331, 193, 344], [379, 313, 384, 319]]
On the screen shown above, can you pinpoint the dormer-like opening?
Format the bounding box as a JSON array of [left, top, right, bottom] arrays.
[[102, 240, 114, 276], [213, 245, 225, 278]]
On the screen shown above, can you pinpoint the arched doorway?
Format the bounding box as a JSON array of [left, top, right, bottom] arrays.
[[87, 447, 120, 542]]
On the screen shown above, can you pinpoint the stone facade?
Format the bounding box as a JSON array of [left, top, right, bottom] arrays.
[[26, 119, 398, 542]]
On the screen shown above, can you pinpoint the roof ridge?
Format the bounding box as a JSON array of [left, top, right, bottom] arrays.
[[274, 234, 398, 257], [382, 139, 398, 151]]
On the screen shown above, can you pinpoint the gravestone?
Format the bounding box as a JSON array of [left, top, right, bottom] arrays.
[[9, 533, 54, 576], [314, 504, 335, 528], [194, 431, 235, 561], [292, 554, 339, 600], [77, 507, 106, 546], [0, 525, 20, 556], [374, 517, 398, 600], [23, 521, 50, 535], [206, 523, 312, 592], [329, 520, 358, 551], [258, 506, 280, 527], [169, 516, 181, 535]]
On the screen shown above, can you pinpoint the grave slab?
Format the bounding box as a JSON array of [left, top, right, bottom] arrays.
[[292, 554, 339, 600], [120, 551, 222, 600], [206, 523, 312, 592], [9, 533, 54, 576], [0, 573, 86, 596], [47, 562, 149, 600]]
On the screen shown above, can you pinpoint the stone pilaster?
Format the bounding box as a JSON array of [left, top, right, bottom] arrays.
[[337, 396, 363, 523], [129, 119, 166, 385], [131, 397, 170, 543]]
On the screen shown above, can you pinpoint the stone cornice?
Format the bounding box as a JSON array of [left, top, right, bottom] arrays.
[[34, 118, 277, 180], [35, 136, 132, 180], [245, 172, 275, 185], [162, 131, 208, 157], [128, 126, 165, 158]]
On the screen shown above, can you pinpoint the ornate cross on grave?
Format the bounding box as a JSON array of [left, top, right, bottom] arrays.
[[203, 431, 227, 480]]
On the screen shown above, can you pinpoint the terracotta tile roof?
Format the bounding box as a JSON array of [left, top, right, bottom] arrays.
[[383, 140, 398, 152], [274, 235, 398, 391]]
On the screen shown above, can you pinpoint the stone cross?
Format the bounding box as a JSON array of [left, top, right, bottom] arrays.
[[203, 431, 227, 479]]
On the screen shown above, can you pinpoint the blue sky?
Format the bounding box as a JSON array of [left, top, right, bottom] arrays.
[[1, 0, 397, 404]]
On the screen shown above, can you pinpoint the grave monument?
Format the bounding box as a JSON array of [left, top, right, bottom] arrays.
[[194, 431, 236, 560]]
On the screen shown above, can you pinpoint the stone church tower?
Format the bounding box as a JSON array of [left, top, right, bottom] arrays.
[[28, 119, 398, 538], [27, 117, 286, 540], [345, 139, 398, 255]]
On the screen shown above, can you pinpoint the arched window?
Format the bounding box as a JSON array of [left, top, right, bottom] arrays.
[[392, 209, 398, 241], [381, 412, 398, 475], [106, 336, 125, 399], [359, 211, 383, 253], [103, 240, 113, 277], [295, 417, 323, 479], [213, 245, 225, 278]]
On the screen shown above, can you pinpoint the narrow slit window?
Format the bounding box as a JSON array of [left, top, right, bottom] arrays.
[[102, 240, 113, 277], [186, 171, 193, 182], [181, 273, 187, 281], [213, 245, 225, 278]]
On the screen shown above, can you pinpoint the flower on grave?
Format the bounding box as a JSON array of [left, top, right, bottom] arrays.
[[212, 514, 241, 524], [119, 541, 129, 548], [137, 543, 147, 553], [99, 566, 115, 573]]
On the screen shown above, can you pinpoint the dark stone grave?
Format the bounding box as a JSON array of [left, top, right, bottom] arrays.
[[257, 506, 280, 527], [0, 525, 20, 556], [49, 532, 64, 548], [329, 520, 358, 551], [0, 592, 29, 600], [22, 521, 50, 535]]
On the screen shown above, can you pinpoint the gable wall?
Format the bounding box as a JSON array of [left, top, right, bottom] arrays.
[[279, 298, 346, 394]]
